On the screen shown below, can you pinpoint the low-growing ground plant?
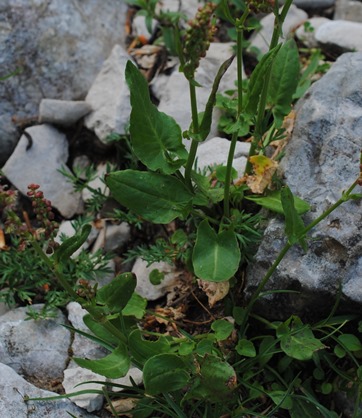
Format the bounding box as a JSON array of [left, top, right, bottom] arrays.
[[2, 0, 362, 416]]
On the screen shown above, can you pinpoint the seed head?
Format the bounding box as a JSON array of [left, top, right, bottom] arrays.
[[182, 3, 217, 80]]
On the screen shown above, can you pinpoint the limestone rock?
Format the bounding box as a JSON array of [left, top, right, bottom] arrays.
[[281, 0, 335, 9], [296, 17, 331, 48], [39, 99, 92, 126], [196, 137, 250, 177], [249, 5, 308, 56], [0, 305, 71, 381], [84, 45, 133, 142], [156, 42, 242, 141], [334, 0, 362, 22], [246, 53, 362, 318], [0, 0, 128, 160], [0, 114, 18, 167], [0, 363, 96, 418], [316, 20, 362, 54], [132, 258, 179, 300], [2, 124, 83, 218], [63, 367, 106, 412], [66, 302, 108, 362]]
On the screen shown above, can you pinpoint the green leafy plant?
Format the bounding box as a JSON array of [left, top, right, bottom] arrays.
[[20, 1, 362, 416]]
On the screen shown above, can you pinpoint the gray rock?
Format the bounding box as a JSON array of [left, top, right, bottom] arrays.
[[2, 124, 83, 218], [84, 45, 132, 142], [133, 258, 179, 300], [159, 0, 201, 20], [39, 99, 92, 126], [132, 15, 157, 40], [196, 137, 250, 177], [0, 114, 18, 167], [109, 367, 144, 392], [0, 0, 128, 158], [246, 53, 362, 318], [316, 20, 362, 54], [0, 305, 71, 381], [156, 42, 241, 141], [63, 367, 106, 412], [281, 0, 335, 9], [0, 362, 96, 418], [296, 17, 331, 48], [81, 162, 109, 203], [66, 302, 108, 362], [335, 0, 362, 22], [249, 5, 308, 56]]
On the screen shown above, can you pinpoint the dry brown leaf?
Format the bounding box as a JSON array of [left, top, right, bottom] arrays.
[[246, 155, 278, 194], [197, 279, 230, 308], [105, 397, 138, 416]]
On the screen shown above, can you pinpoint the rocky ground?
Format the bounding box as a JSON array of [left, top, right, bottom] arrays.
[[1, 0, 362, 416]]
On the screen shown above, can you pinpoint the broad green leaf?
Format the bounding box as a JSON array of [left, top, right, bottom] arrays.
[[268, 39, 300, 127], [199, 54, 235, 141], [129, 329, 171, 365], [337, 334, 362, 352], [211, 319, 234, 341], [245, 190, 310, 215], [106, 169, 193, 224], [236, 339, 256, 357], [143, 353, 190, 395], [281, 186, 307, 250], [96, 273, 136, 313], [125, 61, 187, 174], [149, 268, 165, 285], [74, 342, 130, 379], [192, 220, 241, 282], [53, 224, 91, 263], [122, 293, 147, 319], [277, 316, 325, 361], [82, 314, 120, 347], [245, 44, 282, 115], [187, 355, 237, 401], [268, 390, 293, 410], [215, 165, 238, 182]]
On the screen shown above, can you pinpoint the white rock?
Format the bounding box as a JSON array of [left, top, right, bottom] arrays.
[[108, 367, 144, 392], [316, 20, 362, 52], [132, 15, 157, 39], [196, 137, 250, 177], [334, 0, 362, 22], [296, 17, 331, 48], [0, 305, 71, 381], [63, 367, 106, 412], [0, 363, 96, 418], [132, 258, 179, 300], [84, 45, 133, 142], [39, 99, 92, 126], [66, 302, 108, 362], [156, 42, 242, 142], [281, 0, 335, 8], [159, 0, 200, 20], [102, 222, 131, 252], [82, 162, 109, 202], [249, 5, 308, 56], [2, 124, 83, 218]]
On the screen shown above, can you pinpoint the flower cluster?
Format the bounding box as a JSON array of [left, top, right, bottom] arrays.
[[246, 0, 275, 13], [182, 2, 217, 80], [27, 184, 59, 240]]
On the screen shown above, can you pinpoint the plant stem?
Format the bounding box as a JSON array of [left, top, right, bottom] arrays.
[[223, 11, 248, 217], [244, 0, 293, 175], [184, 79, 200, 188], [31, 239, 79, 300], [31, 238, 128, 344]]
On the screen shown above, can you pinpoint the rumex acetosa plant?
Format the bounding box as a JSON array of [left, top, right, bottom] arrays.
[[26, 1, 362, 416]]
